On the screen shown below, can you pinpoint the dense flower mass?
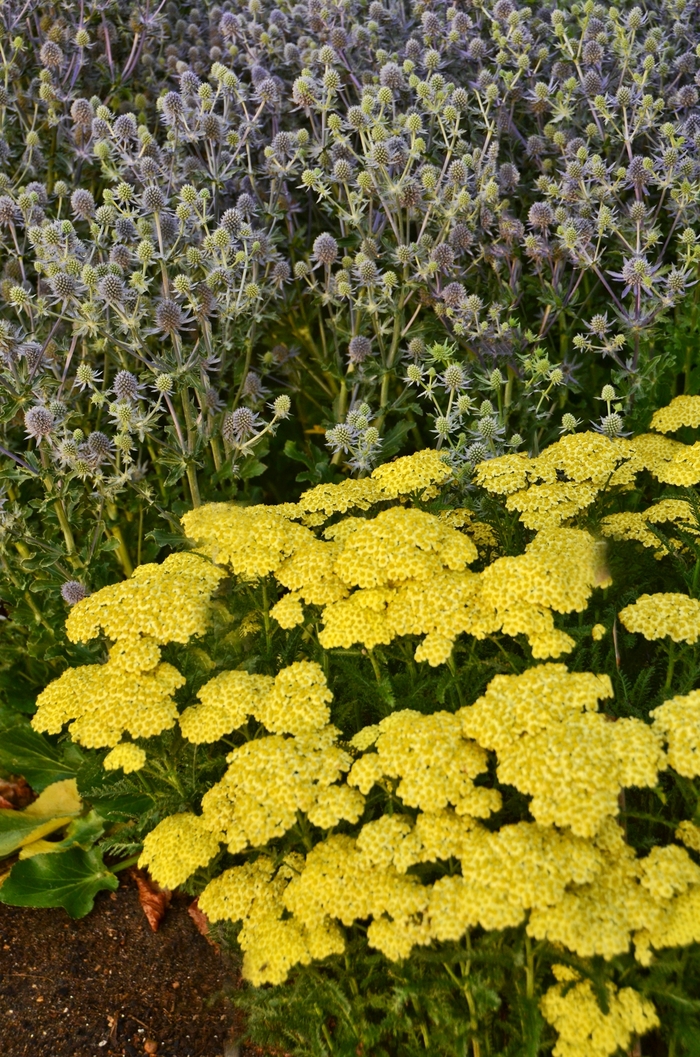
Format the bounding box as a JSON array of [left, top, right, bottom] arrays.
[[619, 594, 700, 644], [541, 966, 659, 1057], [461, 665, 664, 837]]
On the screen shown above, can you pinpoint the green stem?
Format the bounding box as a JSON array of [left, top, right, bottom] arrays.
[[261, 581, 272, 651], [665, 640, 676, 691], [525, 934, 535, 1000], [53, 497, 77, 558], [186, 463, 201, 508], [110, 524, 134, 578], [111, 852, 142, 873]]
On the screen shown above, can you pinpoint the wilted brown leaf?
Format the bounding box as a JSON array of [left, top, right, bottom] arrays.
[[188, 897, 219, 950], [0, 776, 36, 810], [129, 868, 171, 932]]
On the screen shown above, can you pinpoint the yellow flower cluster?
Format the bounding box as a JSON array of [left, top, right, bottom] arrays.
[[282, 834, 432, 962], [138, 812, 223, 889], [619, 593, 700, 644], [461, 665, 664, 837], [541, 966, 659, 1057], [633, 432, 700, 486], [676, 820, 700, 853], [32, 553, 225, 766], [347, 710, 502, 817], [475, 433, 637, 529], [650, 394, 700, 433], [370, 447, 453, 499], [189, 812, 700, 982], [188, 499, 607, 665], [179, 669, 273, 743], [437, 507, 499, 556], [136, 662, 699, 984], [650, 691, 700, 777], [103, 742, 146, 773], [601, 499, 698, 557], [182, 502, 312, 579], [141, 649, 700, 985], [428, 822, 603, 937], [477, 529, 611, 659], [65, 552, 224, 646], [199, 725, 364, 852], [178, 660, 332, 742], [473, 411, 700, 528], [32, 641, 184, 750], [180, 446, 617, 664], [199, 856, 345, 984]]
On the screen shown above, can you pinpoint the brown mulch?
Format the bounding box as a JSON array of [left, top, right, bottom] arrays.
[[0, 872, 272, 1057]]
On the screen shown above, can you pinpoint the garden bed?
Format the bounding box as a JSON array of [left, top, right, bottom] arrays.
[[0, 871, 265, 1057]]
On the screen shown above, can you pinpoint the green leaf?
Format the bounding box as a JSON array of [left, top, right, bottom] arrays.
[[0, 683, 37, 714], [0, 845, 118, 917], [145, 527, 186, 549], [238, 457, 267, 480], [0, 725, 79, 791], [380, 420, 413, 461], [89, 790, 155, 822], [18, 810, 105, 859], [0, 778, 82, 858], [283, 440, 340, 485]]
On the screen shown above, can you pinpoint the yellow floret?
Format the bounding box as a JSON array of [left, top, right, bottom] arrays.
[[650, 394, 700, 434], [138, 812, 222, 889], [103, 742, 146, 773], [541, 970, 659, 1057], [619, 593, 700, 644], [676, 820, 700, 853]]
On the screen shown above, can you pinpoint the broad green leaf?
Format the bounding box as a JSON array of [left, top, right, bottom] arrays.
[[18, 810, 105, 859], [0, 725, 79, 790], [0, 846, 118, 917], [238, 457, 267, 480], [0, 778, 82, 858]]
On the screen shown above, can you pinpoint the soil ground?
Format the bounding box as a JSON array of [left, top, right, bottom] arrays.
[[0, 871, 270, 1057]]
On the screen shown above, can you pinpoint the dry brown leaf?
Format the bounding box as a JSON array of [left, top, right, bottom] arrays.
[[0, 776, 36, 810], [188, 897, 219, 950], [129, 867, 172, 932]]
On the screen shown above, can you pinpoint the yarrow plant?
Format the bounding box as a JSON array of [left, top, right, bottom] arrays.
[[2, 399, 698, 1054]]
